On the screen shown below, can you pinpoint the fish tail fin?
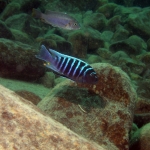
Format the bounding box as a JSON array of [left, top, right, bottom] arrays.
[[35, 45, 52, 62], [32, 8, 41, 18]]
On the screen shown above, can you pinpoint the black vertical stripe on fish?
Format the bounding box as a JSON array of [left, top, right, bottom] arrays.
[[72, 60, 81, 76], [67, 59, 76, 76], [63, 58, 74, 75], [57, 57, 64, 71], [58, 57, 66, 71], [59, 57, 68, 72], [72, 61, 86, 79], [62, 57, 70, 73], [68, 59, 79, 77]]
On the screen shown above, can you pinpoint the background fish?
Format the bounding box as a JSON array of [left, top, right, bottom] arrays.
[[32, 8, 80, 30], [36, 45, 98, 84]]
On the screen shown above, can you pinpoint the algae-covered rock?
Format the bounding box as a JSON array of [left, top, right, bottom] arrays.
[[96, 3, 118, 18], [137, 79, 150, 99], [114, 5, 142, 22], [0, 38, 45, 80], [10, 29, 35, 45], [87, 54, 101, 64], [134, 97, 150, 127], [130, 123, 150, 150], [61, 0, 99, 11], [96, 48, 112, 60], [110, 26, 129, 43], [101, 30, 114, 42], [68, 28, 104, 58], [106, 15, 121, 32], [43, 33, 72, 55], [38, 63, 137, 150], [0, 20, 14, 40], [5, 13, 45, 40], [38, 72, 55, 88], [0, 2, 20, 21], [127, 9, 150, 39], [110, 35, 147, 55], [83, 12, 107, 31]]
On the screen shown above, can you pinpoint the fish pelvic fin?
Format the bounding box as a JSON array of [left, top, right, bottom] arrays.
[[35, 45, 52, 62], [32, 8, 41, 18]]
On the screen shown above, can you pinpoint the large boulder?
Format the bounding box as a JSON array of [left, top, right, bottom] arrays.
[[127, 8, 150, 39], [38, 63, 137, 150], [130, 123, 150, 150], [0, 85, 104, 150], [0, 38, 45, 80], [68, 28, 104, 58]]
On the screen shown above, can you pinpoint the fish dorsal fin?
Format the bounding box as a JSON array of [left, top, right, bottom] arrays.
[[48, 48, 63, 57], [45, 10, 67, 16]]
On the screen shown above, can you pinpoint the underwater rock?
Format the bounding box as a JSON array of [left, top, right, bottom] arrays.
[[135, 97, 150, 114], [110, 26, 129, 43], [147, 38, 150, 51], [54, 77, 66, 86], [83, 12, 106, 31], [109, 0, 134, 7], [87, 29, 104, 52], [141, 52, 150, 65], [0, 85, 104, 150], [68, 30, 88, 58], [68, 28, 104, 58], [21, 0, 41, 13], [137, 79, 150, 99], [0, 38, 45, 80], [0, 2, 20, 21], [97, 0, 108, 6], [109, 35, 147, 55], [38, 63, 137, 150], [96, 3, 118, 19], [5, 13, 30, 30], [96, 48, 112, 60], [38, 72, 55, 88], [110, 51, 130, 64], [10, 29, 35, 45], [61, 0, 99, 11], [127, 9, 150, 39], [114, 5, 142, 23], [0, 20, 14, 40], [100, 30, 114, 42], [134, 97, 150, 128], [86, 54, 101, 64], [42, 33, 72, 55], [39, 38, 57, 50], [126, 61, 145, 75], [130, 123, 150, 150], [15, 90, 41, 105], [106, 15, 121, 32], [5, 13, 45, 40]]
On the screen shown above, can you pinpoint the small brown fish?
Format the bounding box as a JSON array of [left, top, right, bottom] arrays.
[[32, 8, 80, 30]]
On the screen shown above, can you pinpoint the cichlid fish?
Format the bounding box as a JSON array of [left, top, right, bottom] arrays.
[[32, 8, 80, 30], [36, 45, 98, 84]]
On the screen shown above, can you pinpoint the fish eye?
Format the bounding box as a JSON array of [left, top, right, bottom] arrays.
[[74, 23, 77, 26]]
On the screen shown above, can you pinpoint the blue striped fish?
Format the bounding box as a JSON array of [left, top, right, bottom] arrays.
[[36, 45, 98, 84]]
